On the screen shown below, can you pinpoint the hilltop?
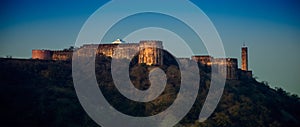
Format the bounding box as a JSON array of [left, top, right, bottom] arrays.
[[0, 57, 299, 127]]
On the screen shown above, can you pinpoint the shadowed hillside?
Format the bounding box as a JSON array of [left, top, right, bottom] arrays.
[[0, 57, 299, 127]]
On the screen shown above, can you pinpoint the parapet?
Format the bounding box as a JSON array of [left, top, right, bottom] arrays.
[[139, 40, 163, 48], [192, 55, 213, 66]]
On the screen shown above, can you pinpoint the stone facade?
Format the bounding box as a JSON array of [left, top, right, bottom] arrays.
[[192, 45, 253, 80], [32, 49, 72, 61], [241, 46, 252, 78], [32, 41, 253, 80], [76, 44, 118, 57], [32, 40, 163, 65], [213, 58, 238, 80], [192, 56, 238, 79], [138, 41, 163, 66], [113, 43, 139, 60], [241, 46, 248, 71], [191, 55, 212, 66], [52, 50, 72, 61], [32, 50, 52, 60]]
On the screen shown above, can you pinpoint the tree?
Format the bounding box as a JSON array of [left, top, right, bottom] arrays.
[[212, 112, 231, 127]]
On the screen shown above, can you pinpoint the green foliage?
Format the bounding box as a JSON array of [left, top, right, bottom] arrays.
[[0, 58, 299, 127], [0, 59, 98, 127]]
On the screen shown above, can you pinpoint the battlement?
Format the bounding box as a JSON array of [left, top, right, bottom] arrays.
[[32, 40, 252, 80], [191, 55, 213, 66], [52, 51, 72, 61], [32, 40, 164, 65], [192, 56, 238, 79], [139, 40, 163, 46]]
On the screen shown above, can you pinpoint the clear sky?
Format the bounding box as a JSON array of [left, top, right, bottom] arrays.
[[0, 0, 299, 95]]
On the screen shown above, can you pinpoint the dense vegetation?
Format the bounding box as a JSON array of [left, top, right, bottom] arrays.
[[0, 56, 299, 127]]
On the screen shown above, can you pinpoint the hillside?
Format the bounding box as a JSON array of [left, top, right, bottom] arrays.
[[0, 57, 299, 127]]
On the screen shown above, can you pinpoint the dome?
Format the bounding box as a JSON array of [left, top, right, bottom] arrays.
[[112, 39, 125, 44]]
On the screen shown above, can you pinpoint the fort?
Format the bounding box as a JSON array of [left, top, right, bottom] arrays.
[[191, 56, 239, 79], [32, 39, 163, 66], [32, 39, 252, 79], [191, 45, 252, 79], [32, 49, 73, 61]]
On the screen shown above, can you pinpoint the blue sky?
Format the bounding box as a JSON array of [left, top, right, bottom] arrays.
[[0, 0, 299, 95]]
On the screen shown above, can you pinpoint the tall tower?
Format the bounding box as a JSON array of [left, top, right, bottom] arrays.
[[241, 45, 248, 71]]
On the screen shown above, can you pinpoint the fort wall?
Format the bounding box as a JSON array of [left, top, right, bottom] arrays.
[[192, 56, 238, 79], [213, 58, 238, 80], [32, 50, 52, 60], [113, 43, 139, 60], [191, 55, 212, 66], [32, 42, 251, 80], [52, 50, 72, 61], [34, 41, 164, 65]]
